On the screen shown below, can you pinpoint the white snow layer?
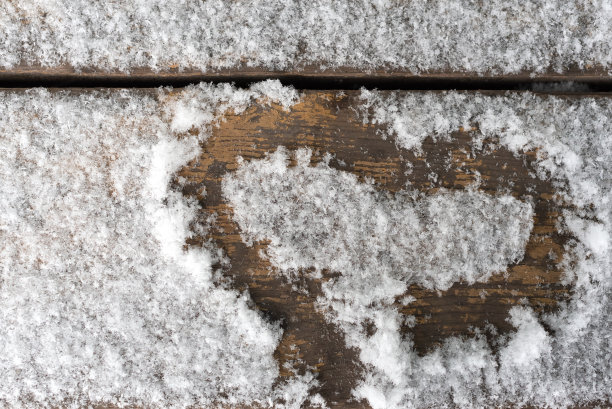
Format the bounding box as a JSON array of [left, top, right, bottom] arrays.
[[223, 148, 534, 291], [0, 81, 322, 408], [223, 91, 612, 408], [1, 0, 611, 74]]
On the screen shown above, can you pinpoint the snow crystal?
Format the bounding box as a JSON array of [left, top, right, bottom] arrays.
[[0, 82, 321, 408], [1, 1, 610, 74], [224, 90, 612, 408], [499, 308, 551, 369]]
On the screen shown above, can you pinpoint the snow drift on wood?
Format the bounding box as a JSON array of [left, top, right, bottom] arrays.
[[224, 90, 612, 408], [0, 82, 325, 408]]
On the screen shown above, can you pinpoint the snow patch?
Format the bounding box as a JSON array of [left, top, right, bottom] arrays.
[[223, 147, 534, 292], [0, 83, 317, 408], [500, 307, 551, 369]]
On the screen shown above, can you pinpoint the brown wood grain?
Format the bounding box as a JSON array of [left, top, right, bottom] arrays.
[[1, 64, 611, 86], [176, 90, 579, 408]]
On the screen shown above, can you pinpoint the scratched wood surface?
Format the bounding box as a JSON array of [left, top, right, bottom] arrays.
[[175, 90, 582, 408]]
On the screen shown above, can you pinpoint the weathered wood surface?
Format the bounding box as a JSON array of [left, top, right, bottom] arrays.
[[176, 90, 581, 408]]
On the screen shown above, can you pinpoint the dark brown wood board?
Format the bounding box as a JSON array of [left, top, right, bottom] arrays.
[[1, 65, 611, 86]]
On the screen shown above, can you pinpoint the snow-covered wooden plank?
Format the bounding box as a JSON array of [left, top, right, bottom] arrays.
[[1, 1, 610, 79], [1, 86, 609, 408], [178, 90, 593, 406]]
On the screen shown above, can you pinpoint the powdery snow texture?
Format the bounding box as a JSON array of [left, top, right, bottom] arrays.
[[0, 82, 322, 409], [1, 82, 610, 408], [0, 0, 610, 74], [223, 91, 612, 408], [223, 147, 534, 292]]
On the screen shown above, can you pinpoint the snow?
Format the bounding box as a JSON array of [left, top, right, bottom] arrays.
[[223, 147, 533, 293], [500, 308, 551, 369], [1, 0, 611, 74], [0, 81, 325, 408], [224, 90, 612, 408], [565, 217, 610, 257]]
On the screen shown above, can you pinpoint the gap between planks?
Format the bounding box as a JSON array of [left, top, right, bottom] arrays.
[[1, 65, 612, 91]]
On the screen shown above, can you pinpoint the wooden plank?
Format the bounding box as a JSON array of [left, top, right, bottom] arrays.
[[2, 0, 611, 86], [176, 90, 581, 407]]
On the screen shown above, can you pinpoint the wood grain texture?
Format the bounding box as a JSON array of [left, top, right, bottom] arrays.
[[176, 90, 579, 408], [1, 64, 611, 86]]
